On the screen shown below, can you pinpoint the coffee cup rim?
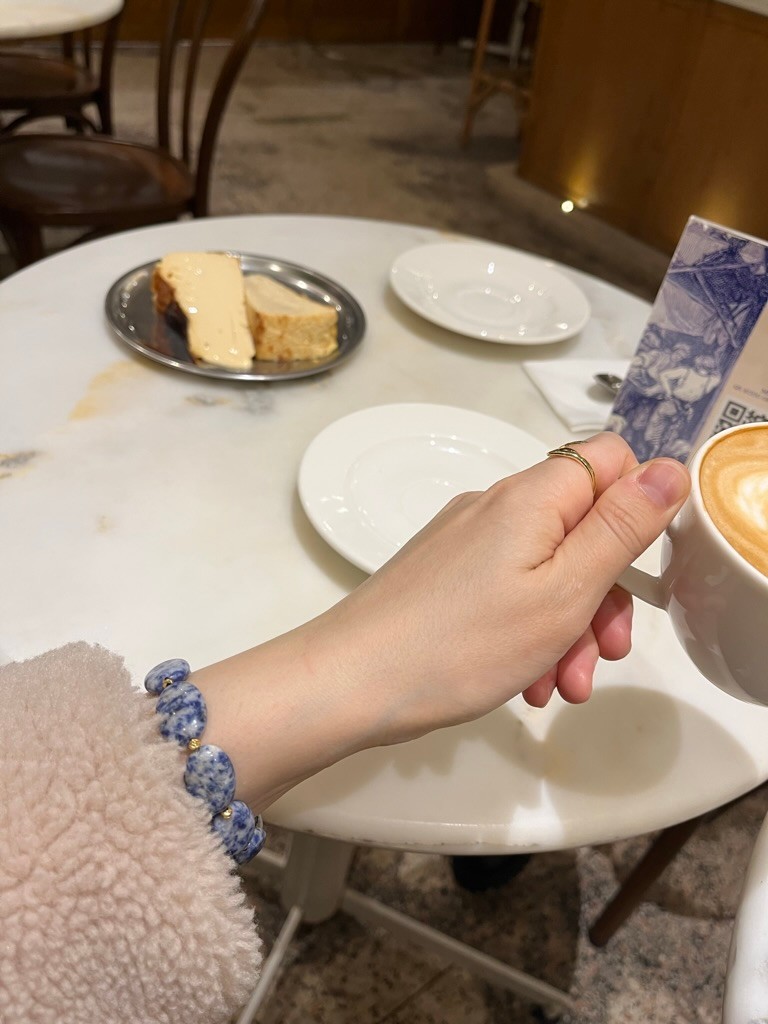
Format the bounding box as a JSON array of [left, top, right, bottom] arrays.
[[687, 421, 768, 586]]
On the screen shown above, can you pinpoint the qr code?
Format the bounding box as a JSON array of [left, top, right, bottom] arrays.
[[711, 400, 768, 434]]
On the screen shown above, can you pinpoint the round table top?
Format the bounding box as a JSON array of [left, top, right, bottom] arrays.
[[2, 213, 768, 855], [0, 0, 122, 39]]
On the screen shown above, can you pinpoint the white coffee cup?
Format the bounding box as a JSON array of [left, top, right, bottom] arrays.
[[619, 421, 768, 705]]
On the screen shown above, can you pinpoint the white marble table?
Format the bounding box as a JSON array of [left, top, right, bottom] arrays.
[[3, 214, 768, 1013], [0, 0, 122, 39]]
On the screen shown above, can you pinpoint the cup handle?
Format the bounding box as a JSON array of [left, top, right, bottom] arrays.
[[617, 565, 666, 610]]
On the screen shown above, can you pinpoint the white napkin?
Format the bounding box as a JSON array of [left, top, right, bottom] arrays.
[[523, 358, 631, 432]]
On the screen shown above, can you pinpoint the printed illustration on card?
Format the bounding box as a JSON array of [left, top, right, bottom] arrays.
[[607, 217, 768, 463]]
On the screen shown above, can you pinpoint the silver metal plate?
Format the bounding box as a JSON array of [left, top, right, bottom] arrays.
[[104, 252, 366, 382]]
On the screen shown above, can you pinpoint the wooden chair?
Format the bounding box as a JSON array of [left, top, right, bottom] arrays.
[[0, 15, 123, 137], [460, 0, 540, 147], [0, 0, 268, 269]]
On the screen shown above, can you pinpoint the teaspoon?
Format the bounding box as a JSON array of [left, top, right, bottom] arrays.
[[594, 372, 623, 396]]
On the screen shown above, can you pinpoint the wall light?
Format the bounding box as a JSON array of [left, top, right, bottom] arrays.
[[561, 199, 575, 214]]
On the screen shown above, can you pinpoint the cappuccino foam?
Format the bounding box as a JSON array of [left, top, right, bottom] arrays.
[[700, 426, 768, 578]]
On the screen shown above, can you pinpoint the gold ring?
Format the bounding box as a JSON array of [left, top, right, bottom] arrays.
[[546, 441, 597, 496]]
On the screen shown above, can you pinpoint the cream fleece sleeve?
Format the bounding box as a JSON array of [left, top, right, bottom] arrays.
[[0, 642, 262, 1024]]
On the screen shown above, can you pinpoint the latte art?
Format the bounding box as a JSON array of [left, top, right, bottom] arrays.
[[736, 471, 768, 533], [700, 426, 768, 578]]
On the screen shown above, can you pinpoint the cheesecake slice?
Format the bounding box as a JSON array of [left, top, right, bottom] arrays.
[[244, 275, 338, 362], [152, 252, 256, 370]]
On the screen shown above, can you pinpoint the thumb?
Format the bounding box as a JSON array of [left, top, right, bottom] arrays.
[[557, 457, 691, 597]]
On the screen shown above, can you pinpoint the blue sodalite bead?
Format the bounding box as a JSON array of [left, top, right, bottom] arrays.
[[183, 744, 236, 816], [243, 820, 267, 861], [146, 657, 266, 862], [155, 680, 207, 748], [144, 659, 190, 694], [212, 800, 259, 864]]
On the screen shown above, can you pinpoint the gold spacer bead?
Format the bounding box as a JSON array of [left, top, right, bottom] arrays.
[[161, 677, 174, 689], [220, 806, 233, 819], [187, 737, 201, 752]]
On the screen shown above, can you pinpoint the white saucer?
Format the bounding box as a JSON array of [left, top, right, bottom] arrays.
[[298, 403, 548, 574], [390, 241, 591, 344]]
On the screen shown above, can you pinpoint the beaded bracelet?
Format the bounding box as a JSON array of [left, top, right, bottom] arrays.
[[144, 659, 266, 865]]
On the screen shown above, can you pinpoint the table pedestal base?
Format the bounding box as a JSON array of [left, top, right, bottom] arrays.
[[236, 833, 576, 1023]]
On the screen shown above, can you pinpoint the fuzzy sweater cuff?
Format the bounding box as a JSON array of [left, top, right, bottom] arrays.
[[0, 642, 262, 1023]]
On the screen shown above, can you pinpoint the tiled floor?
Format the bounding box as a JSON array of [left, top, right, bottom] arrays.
[[2, 40, 765, 1023]]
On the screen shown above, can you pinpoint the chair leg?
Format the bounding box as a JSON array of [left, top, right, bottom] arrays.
[[589, 788, 760, 946], [1, 218, 45, 269], [589, 816, 703, 946], [460, 0, 498, 147], [65, 115, 89, 134], [96, 92, 113, 135]]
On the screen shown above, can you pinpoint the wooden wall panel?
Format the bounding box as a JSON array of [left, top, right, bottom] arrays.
[[518, 0, 768, 253]]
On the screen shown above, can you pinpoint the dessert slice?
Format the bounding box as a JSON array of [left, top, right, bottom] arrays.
[[152, 252, 255, 370], [244, 275, 338, 362]]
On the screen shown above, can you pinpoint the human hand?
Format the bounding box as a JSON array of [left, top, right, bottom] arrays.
[[318, 432, 691, 744], [196, 432, 690, 810]]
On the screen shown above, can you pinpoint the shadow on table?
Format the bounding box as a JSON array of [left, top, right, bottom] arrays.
[[280, 684, 756, 841], [387, 687, 685, 797]]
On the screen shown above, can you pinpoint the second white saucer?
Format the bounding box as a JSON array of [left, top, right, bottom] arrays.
[[298, 403, 548, 574], [390, 241, 591, 344]]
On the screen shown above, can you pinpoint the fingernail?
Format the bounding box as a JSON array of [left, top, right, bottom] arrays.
[[637, 460, 689, 508]]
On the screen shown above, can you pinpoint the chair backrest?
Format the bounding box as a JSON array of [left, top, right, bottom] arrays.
[[155, 0, 267, 216], [61, 12, 123, 95]]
